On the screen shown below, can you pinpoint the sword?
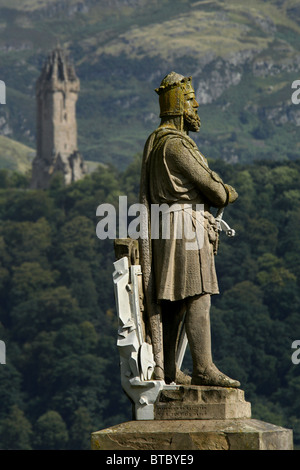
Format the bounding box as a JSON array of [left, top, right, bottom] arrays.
[[215, 207, 235, 237], [175, 314, 188, 371]]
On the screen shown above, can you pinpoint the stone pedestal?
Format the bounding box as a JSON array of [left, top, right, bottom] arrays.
[[91, 419, 293, 450], [154, 385, 251, 420], [92, 419, 293, 451], [91, 386, 293, 450]]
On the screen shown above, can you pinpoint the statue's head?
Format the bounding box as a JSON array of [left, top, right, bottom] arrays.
[[155, 72, 201, 132]]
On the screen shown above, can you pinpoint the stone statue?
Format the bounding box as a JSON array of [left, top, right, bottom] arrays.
[[106, 73, 293, 444], [139, 72, 240, 388]]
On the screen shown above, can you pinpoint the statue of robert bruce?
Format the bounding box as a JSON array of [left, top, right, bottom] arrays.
[[139, 71, 240, 388]]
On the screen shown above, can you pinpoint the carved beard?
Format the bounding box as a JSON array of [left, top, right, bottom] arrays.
[[184, 108, 201, 132]]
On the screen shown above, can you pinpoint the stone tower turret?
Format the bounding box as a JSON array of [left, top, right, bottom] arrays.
[[31, 46, 86, 189]]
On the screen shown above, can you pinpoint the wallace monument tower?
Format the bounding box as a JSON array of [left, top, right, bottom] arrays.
[[31, 46, 86, 189]]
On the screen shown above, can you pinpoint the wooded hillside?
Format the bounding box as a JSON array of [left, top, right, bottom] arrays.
[[0, 156, 299, 449]]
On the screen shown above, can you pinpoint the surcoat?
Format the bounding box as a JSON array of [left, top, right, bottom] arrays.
[[139, 127, 229, 302]]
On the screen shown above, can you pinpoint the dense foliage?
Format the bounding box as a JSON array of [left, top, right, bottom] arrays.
[[0, 156, 299, 449]]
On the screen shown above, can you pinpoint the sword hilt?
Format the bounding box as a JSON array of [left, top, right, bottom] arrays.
[[215, 208, 235, 237]]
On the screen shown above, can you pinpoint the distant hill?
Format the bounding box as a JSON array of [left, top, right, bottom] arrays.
[[0, 135, 35, 172], [0, 0, 300, 169], [0, 135, 98, 175]]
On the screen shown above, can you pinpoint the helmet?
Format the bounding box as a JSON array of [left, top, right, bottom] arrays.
[[155, 72, 195, 118]]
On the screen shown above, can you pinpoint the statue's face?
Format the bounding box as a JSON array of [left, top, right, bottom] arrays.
[[183, 93, 201, 132]]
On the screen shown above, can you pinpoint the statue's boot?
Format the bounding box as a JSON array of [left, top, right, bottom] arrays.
[[191, 363, 240, 388], [185, 294, 240, 389], [176, 366, 191, 385]]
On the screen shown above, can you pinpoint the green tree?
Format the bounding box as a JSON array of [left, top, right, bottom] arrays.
[[1, 218, 52, 266], [10, 286, 82, 342], [10, 262, 58, 304], [55, 215, 97, 262], [0, 363, 23, 420], [68, 406, 93, 450], [33, 410, 69, 450], [0, 405, 32, 450], [3, 190, 54, 222]]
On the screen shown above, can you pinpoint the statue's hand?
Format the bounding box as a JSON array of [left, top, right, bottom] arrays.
[[225, 184, 238, 204]]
